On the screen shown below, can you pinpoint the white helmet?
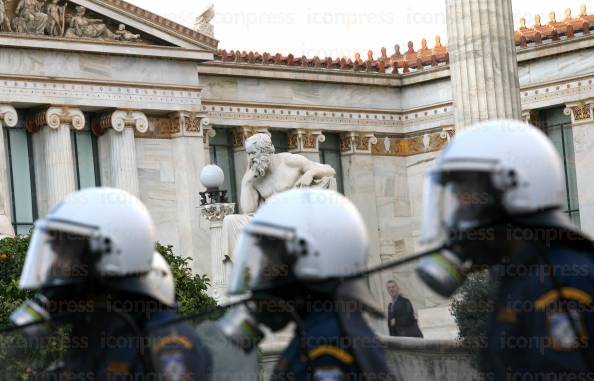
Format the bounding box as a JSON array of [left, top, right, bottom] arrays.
[[420, 119, 570, 249], [228, 188, 381, 313], [20, 187, 156, 290]]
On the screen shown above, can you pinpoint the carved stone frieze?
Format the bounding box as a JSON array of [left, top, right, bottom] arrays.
[[371, 129, 453, 157], [2, 0, 145, 43], [27, 106, 84, 132]]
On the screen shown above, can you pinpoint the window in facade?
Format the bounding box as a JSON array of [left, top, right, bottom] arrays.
[[319, 132, 344, 194], [5, 117, 37, 235], [271, 130, 289, 153], [71, 120, 100, 189], [209, 128, 238, 203], [538, 107, 580, 226]]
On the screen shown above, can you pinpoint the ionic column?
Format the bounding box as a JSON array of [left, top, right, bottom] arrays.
[[170, 112, 214, 276], [94, 110, 147, 196], [339, 132, 386, 331], [30, 106, 83, 215], [565, 101, 594, 236], [446, 0, 522, 129], [288, 129, 325, 162], [0, 106, 17, 236]]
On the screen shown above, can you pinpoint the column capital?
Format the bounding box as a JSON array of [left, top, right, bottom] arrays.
[[340, 132, 378, 155], [93, 110, 148, 136], [288, 129, 325, 153], [564, 101, 594, 125], [27, 106, 85, 133], [0, 105, 18, 128], [522, 109, 538, 125], [232, 126, 270, 150], [169, 112, 209, 138], [200, 203, 236, 223]]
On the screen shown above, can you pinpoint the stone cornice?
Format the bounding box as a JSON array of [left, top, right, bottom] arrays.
[[201, 101, 454, 134], [0, 105, 18, 128], [0, 76, 202, 112], [87, 0, 219, 51], [93, 110, 148, 136], [27, 106, 85, 132], [0, 34, 213, 61]]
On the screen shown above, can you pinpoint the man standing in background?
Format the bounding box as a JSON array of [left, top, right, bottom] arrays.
[[386, 280, 423, 338]]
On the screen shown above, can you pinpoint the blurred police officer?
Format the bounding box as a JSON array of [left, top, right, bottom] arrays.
[[9, 187, 211, 380], [416, 120, 594, 379], [222, 188, 394, 381]]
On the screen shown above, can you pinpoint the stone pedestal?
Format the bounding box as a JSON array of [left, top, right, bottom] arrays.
[[201, 202, 236, 303], [31, 107, 84, 215], [0, 105, 17, 237], [95, 110, 148, 196], [446, 0, 522, 129], [288, 129, 324, 163]]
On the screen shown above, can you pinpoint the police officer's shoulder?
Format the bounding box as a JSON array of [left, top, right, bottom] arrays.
[[302, 311, 356, 369]]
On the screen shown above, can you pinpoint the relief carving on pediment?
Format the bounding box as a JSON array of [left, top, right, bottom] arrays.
[[0, 0, 143, 42]]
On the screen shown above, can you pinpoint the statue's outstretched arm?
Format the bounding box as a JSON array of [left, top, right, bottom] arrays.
[[289, 154, 336, 187]]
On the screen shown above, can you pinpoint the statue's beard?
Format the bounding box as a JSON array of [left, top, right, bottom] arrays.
[[250, 154, 271, 177]]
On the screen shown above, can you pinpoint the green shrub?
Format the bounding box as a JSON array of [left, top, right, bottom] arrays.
[[0, 236, 33, 326], [449, 270, 498, 368], [0, 236, 217, 327]]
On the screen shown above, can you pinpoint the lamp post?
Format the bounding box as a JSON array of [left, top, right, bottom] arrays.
[[199, 164, 236, 302]]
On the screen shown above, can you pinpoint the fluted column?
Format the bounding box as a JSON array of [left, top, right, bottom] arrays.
[[288, 129, 325, 162], [446, 0, 522, 129], [94, 110, 147, 196], [30, 107, 83, 215], [170, 112, 213, 276], [0, 106, 17, 236]]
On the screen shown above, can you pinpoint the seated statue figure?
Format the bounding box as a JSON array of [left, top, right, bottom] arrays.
[[222, 133, 337, 257], [12, 0, 48, 34], [64, 6, 115, 39]]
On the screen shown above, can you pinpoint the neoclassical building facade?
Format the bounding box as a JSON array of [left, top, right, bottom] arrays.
[[1, 0, 594, 337]]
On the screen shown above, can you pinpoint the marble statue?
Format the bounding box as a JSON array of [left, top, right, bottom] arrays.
[[64, 6, 115, 39], [0, 0, 12, 32], [240, 133, 336, 213], [45, 0, 66, 36], [222, 132, 337, 257], [195, 3, 214, 37], [115, 24, 140, 41], [12, 0, 48, 35]]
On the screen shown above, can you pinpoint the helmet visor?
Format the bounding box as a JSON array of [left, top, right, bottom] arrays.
[[420, 170, 504, 247], [19, 220, 97, 290], [227, 223, 296, 295]]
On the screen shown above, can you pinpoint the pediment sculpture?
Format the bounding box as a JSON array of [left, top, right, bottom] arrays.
[[0, 0, 142, 42]]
